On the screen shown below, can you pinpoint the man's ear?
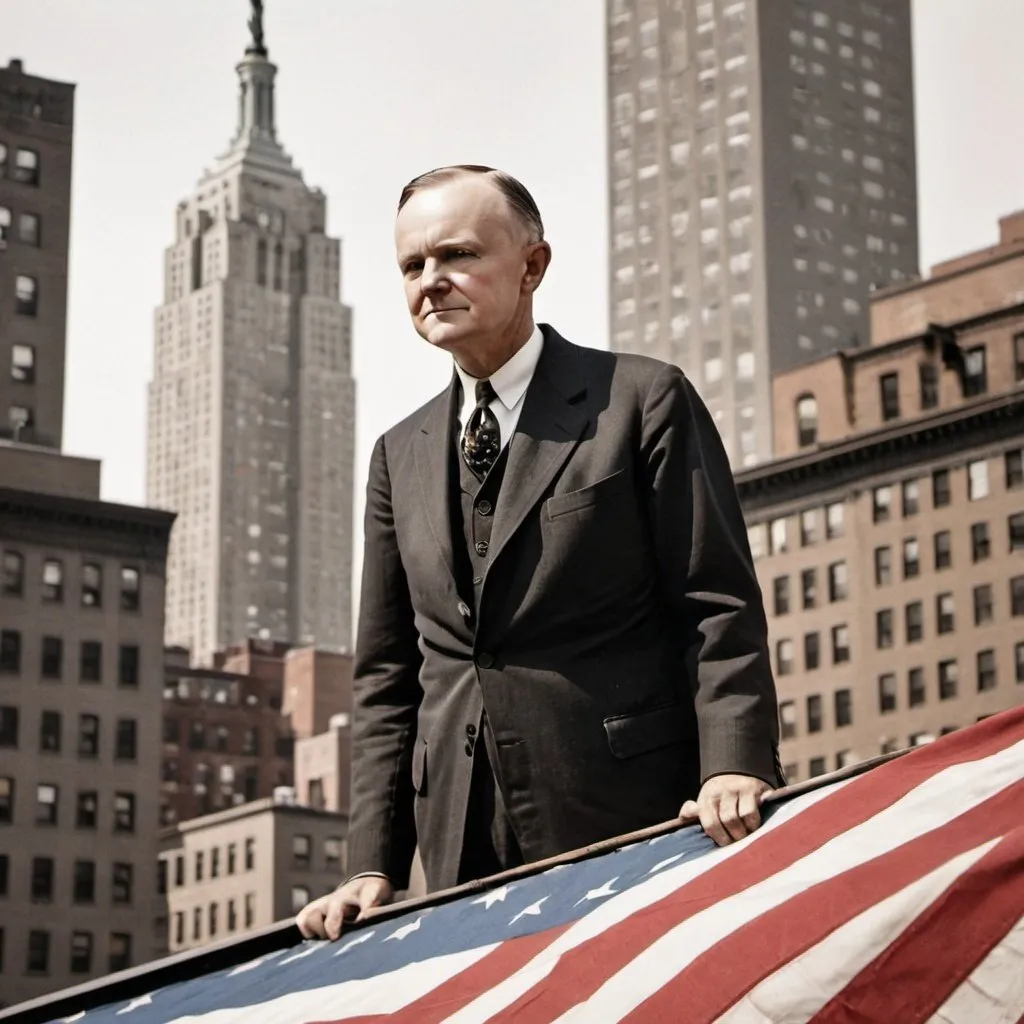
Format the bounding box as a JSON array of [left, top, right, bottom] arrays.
[[522, 241, 552, 294]]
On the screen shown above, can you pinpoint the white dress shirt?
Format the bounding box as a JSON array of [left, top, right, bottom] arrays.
[[454, 325, 544, 450]]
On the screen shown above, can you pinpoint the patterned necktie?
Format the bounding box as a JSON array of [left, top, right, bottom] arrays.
[[461, 380, 501, 479]]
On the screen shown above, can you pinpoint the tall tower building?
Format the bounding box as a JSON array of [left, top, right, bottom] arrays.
[[147, 10, 355, 665], [0, 58, 75, 449], [606, 0, 919, 466]]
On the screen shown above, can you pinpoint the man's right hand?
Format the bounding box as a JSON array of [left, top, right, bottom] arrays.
[[296, 875, 394, 941]]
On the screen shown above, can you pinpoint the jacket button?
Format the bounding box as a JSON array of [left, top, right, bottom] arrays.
[[475, 540, 489, 556], [466, 723, 477, 738], [457, 600, 471, 619], [477, 653, 494, 669], [464, 740, 474, 757], [476, 500, 493, 516]]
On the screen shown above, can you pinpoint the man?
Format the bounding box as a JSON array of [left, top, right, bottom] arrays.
[[298, 165, 782, 941]]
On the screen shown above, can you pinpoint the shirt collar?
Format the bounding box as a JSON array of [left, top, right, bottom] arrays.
[[454, 324, 544, 412]]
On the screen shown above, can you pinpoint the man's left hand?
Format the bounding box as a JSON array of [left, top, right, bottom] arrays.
[[678, 774, 773, 846]]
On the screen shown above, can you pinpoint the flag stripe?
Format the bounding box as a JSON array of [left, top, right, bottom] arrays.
[[927, 913, 1024, 1024], [812, 827, 1024, 1024], [620, 780, 1024, 1024], [712, 842, 1000, 1024], [538, 739, 1024, 1022], [486, 726, 1022, 1023]]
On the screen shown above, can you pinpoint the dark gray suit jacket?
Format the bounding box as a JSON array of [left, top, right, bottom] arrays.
[[347, 327, 781, 893]]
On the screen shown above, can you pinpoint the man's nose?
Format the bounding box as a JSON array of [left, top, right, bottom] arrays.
[[420, 259, 450, 295]]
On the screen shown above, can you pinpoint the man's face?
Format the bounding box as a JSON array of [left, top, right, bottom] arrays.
[[395, 175, 546, 363]]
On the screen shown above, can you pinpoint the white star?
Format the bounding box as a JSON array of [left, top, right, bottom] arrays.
[[575, 877, 619, 905], [280, 942, 325, 964], [228, 950, 286, 976], [648, 853, 686, 874], [60, 1015, 85, 1023], [473, 884, 513, 909], [384, 916, 424, 942], [649, 833, 675, 844], [117, 994, 153, 1014], [510, 897, 549, 925], [334, 930, 376, 956]]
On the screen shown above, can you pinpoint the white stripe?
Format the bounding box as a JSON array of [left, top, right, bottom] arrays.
[[555, 738, 1024, 1022], [168, 945, 498, 1023], [716, 840, 1000, 1024], [437, 781, 848, 1024], [928, 913, 1024, 1024]]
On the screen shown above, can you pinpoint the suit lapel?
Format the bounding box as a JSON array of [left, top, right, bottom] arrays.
[[414, 377, 460, 587], [487, 330, 589, 572]]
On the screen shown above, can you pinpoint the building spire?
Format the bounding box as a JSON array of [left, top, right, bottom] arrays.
[[233, 0, 276, 146], [246, 0, 268, 58]]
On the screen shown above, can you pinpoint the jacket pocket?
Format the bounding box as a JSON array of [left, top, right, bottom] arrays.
[[411, 735, 427, 795], [545, 468, 629, 520], [604, 703, 686, 760]]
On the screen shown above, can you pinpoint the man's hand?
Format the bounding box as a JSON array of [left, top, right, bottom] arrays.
[[296, 875, 394, 941], [679, 774, 773, 846]]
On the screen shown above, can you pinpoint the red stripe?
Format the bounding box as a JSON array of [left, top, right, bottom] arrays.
[[620, 780, 1024, 1023], [308, 924, 570, 1024], [489, 713, 1022, 1022], [811, 825, 1024, 1023]]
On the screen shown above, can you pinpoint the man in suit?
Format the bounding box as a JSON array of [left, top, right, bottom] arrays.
[[297, 165, 782, 941]]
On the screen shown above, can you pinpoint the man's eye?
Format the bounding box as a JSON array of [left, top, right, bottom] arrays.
[[403, 261, 423, 275], [446, 249, 473, 260]]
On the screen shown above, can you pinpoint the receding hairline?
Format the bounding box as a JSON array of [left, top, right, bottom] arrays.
[[397, 165, 545, 242]]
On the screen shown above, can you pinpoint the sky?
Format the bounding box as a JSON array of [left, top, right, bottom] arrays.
[[3, 0, 1024, 612]]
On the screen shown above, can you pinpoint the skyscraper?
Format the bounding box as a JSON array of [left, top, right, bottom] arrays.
[[147, 11, 355, 665], [606, 0, 919, 466]]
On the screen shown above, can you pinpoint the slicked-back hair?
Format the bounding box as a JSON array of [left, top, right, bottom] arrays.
[[397, 164, 545, 242]]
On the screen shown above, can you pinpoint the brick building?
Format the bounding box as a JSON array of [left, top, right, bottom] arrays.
[[737, 211, 1024, 781]]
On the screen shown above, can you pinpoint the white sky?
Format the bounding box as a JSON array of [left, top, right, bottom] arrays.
[[3, 0, 1024, 614]]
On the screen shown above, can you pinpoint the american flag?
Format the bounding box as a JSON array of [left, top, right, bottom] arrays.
[[53, 705, 1024, 1023]]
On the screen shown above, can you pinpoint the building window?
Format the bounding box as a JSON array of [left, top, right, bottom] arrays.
[[73, 860, 95, 903], [968, 460, 989, 501], [879, 373, 900, 421], [245, 893, 256, 927], [14, 147, 40, 185], [114, 792, 136, 833], [932, 469, 951, 508], [905, 601, 924, 643], [227, 899, 238, 932], [973, 584, 993, 626], [834, 689, 852, 728], [81, 564, 102, 608], [120, 567, 141, 611], [109, 933, 132, 973], [76, 791, 98, 829], [770, 518, 788, 554], [78, 714, 100, 758], [801, 569, 817, 609], [0, 777, 13, 822], [195, 849, 204, 882], [874, 546, 892, 586], [776, 639, 795, 676], [1016, 642, 1024, 684], [291, 886, 310, 914], [773, 576, 790, 615], [292, 834, 312, 868], [826, 502, 844, 539], [41, 636, 63, 679], [211, 847, 221, 878], [0, 204, 8, 242], [933, 530, 952, 570], [804, 631, 820, 671], [937, 659, 959, 701], [31, 856, 54, 902], [919, 363, 939, 410], [0, 705, 19, 747], [976, 650, 997, 692], [209, 903, 218, 937], [809, 756, 826, 778], [192, 906, 202, 941], [963, 346, 987, 397], [1006, 450, 1024, 491], [878, 673, 897, 713], [876, 609, 894, 649], [324, 837, 343, 870], [901, 479, 920, 517], [911, 668, 928, 708], [188, 721, 206, 750], [227, 843, 237, 874], [828, 562, 848, 602], [747, 524, 766, 560], [1010, 513, 1024, 553], [872, 486, 892, 523], [831, 625, 850, 664], [0, 631, 20, 675], [70, 932, 93, 974], [1011, 576, 1024, 617], [937, 593, 955, 634], [901, 538, 919, 579], [80, 641, 102, 683], [796, 394, 818, 447], [118, 644, 140, 687], [115, 719, 137, 761], [1015, 333, 1024, 382], [11, 343, 36, 383], [39, 711, 61, 753], [0, 852, 7, 896], [27, 930, 50, 974], [244, 838, 255, 871], [800, 509, 819, 547], [15, 274, 38, 315], [1, 550, 24, 595], [215, 726, 229, 752], [806, 695, 823, 734], [971, 522, 990, 562], [36, 783, 58, 825], [19, 211, 40, 245], [42, 559, 64, 602]]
